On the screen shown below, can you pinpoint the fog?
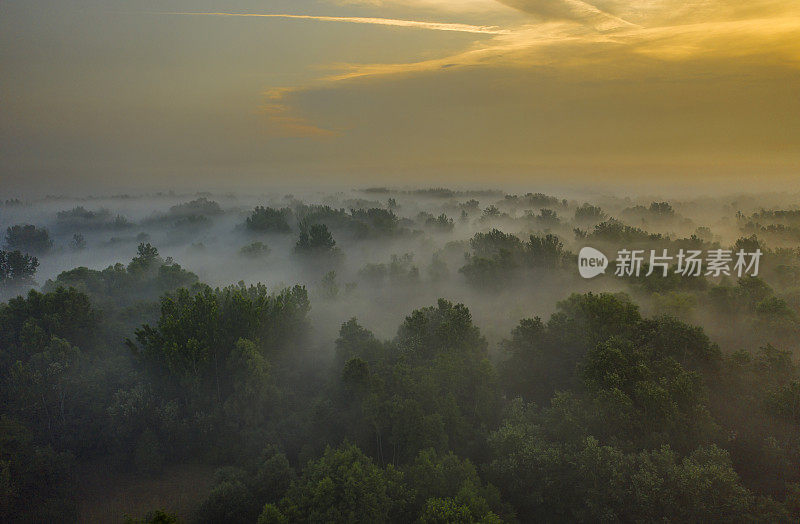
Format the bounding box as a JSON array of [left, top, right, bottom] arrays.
[[3, 186, 799, 349]]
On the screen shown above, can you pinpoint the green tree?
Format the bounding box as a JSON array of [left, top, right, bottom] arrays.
[[279, 443, 408, 523], [4, 224, 52, 255], [0, 417, 77, 522], [489, 401, 758, 522], [128, 243, 161, 274], [403, 448, 507, 521], [295, 222, 337, 253], [246, 206, 292, 234], [0, 250, 39, 290], [500, 293, 642, 402], [574, 203, 607, 225]]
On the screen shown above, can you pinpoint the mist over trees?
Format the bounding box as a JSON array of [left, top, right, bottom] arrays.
[[2, 188, 800, 521]]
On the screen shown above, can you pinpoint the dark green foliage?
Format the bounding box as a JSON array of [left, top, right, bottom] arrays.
[[589, 219, 664, 244], [460, 230, 570, 288], [403, 448, 506, 521], [129, 242, 160, 271], [621, 201, 676, 224], [198, 468, 261, 523], [500, 292, 719, 408], [0, 250, 39, 290], [460, 199, 480, 213], [0, 416, 78, 522], [295, 222, 337, 254], [168, 197, 222, 218], [734, 234, 763, 254], [481, 205, 502, 219], [574, 203, 607, 224], [0, 287, 99, 366], [350, 208, 399, 235], [706, 276, 800, 348], [420, 213, 454, 232], [628, 262, 710, 293], [488, 402, 755, 523], [650, 201, 675, 217], [524, 208, 560, 227], [469, 229, 521, 260], [5, 224, 52, 255], [247, 206, 292, 234], [708, 345, 800, 497], [198, 447, 296, 521], [106, 383, 176, 470], [127, 283, 309, 458], [765, 380, 800, 425], [324, 300, 500, 466], [578, 336, 717, 450], [0, 288, 119, 457], [277, 443, 407, 523], [44, 243, 197, 306], [56, 206, 132, 231], [291, 204, 409, 239], [709, 276, 773, 314], [140, 198, 221, 229], [501, 192, 561, 209], [294, 204, 350, 230], [335, 318, 385, 368], [527, 233, 567, 267], [359, 254, 419, 285], [39, 246, 199, 349], [133, 283, 309, 394], [258, 504, 287, 524], [396, 299, 486, 364]]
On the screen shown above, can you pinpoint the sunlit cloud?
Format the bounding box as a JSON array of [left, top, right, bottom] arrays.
[[157, 11, 512, 35], [156, 9, 515, 136], [498, 0, 639, 31], [330, 0, 519, 15], [170, 1, 800, 138]]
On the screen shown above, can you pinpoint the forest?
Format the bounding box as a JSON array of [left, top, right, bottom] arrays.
[[2, 188, 800, 522]]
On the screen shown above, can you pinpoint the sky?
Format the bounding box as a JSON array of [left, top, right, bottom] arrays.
[[1, 0, 799, 193]]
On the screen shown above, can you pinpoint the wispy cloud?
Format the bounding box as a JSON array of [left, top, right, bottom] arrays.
[[498, 0, 639, 31], [330, 0, 518, 15], [157, 12, 511, 35], [167, 1, 799, 138]]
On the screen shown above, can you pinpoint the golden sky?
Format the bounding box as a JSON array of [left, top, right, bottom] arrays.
[[1, 0, 798, 191]]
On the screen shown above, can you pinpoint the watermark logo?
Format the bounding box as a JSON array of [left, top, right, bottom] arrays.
[[578, 246, 609, 279], [578, 246, 762, 279]]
